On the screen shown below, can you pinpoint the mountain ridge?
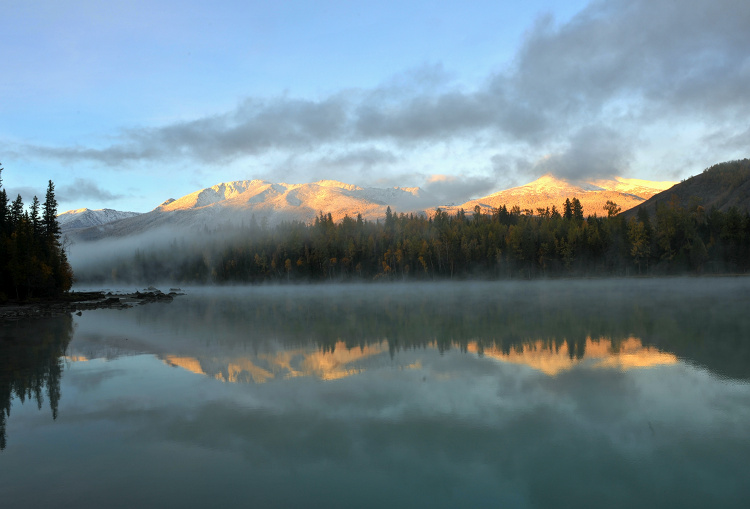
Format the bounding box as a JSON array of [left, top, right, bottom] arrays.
[[448, 174, 675, 217], [625, 159, 750, 218], [61, 174, 676, 239], [57, 208, 141, 232]]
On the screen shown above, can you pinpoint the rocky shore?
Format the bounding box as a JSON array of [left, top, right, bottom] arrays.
[[0, 287, 184, 321]]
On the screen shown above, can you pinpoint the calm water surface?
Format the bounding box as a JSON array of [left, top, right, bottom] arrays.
[[2, 278, 750, 508]]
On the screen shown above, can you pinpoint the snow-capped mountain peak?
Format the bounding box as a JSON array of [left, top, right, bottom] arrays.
[[65, 174, 677, 242], [454, 174, 676, 216], [57, 208, 141, 232]]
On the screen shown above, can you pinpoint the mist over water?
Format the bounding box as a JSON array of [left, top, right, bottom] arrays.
[[2, 278, 750, 508]]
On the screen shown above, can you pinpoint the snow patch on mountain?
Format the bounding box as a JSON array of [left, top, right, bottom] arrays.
[[314, 180, 363, 191], [58, 208, 141, 232]]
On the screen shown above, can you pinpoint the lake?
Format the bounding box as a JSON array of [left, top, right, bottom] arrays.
[[2, 278, 750, 508]]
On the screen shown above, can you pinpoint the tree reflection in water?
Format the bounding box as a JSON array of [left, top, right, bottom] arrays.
[[0, 315, 74, 450], [121, 279, 750, 381]]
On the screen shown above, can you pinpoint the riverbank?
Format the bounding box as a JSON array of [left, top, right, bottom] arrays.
[[0, 287, 183, 321]]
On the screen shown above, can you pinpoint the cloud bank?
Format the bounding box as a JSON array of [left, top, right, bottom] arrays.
[[18, 0, 750, 199], [57, 178, 124, 202]]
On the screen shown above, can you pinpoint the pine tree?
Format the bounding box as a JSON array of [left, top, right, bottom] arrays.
[[30, 196, 41, 237], [10, 194, 24, 227], [0, 188, 7, 235], [563, 198, 573, 220], [0, 164, 7, 235], [572, 198, 584, 221], [42, 180, 61, 240]]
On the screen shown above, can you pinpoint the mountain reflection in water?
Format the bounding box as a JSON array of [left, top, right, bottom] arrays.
[[2, 278, 750, 508], [68, 278, 750, 381], [116, 336, 677, 384]]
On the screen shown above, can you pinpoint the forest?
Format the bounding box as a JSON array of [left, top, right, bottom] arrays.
[[87, 190, 750, 284], [0, 166, 73, 300]]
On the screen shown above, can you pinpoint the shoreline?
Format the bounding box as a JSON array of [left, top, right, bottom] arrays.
[[0, 288, 183, 322]]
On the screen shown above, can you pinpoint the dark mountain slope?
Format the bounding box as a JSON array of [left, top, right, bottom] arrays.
[[625, 159, 750, 218]]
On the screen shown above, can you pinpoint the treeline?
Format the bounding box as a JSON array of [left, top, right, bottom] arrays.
[[94, 194, 750, 284], [0, 165, 73, 300]]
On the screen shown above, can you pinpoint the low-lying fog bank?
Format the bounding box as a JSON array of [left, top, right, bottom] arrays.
[[66, 202, 750, 285], [69, 277, 750, 381]]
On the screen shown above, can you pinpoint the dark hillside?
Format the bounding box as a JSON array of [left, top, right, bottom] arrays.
[[624, 159, 750, 218]]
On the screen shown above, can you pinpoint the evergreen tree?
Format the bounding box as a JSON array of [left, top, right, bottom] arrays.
[[563, 198, 573, 220], [0, 164, 7, 235], [42, 180, 61, 240], [0, 188, 8, 235], [30, 196, 41, 236], [10, 194, 23, 227], [0, 171, 72, 299], [572, 198, 584, 221]]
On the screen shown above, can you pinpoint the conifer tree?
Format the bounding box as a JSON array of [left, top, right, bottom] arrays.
[[42, 180, 61, 240], [10, 194, 24, 227], [0, 171, 72, 299], [0, 188, 7, 235], [30, 196, 41, 237], [563, 198, 573, 220], [572, 198, 584, 221], [0, 164, 7, 235]]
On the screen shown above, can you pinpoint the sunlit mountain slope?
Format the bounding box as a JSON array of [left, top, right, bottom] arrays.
[[65, 174, 675, 241], [450, 175, 675, 216], [70, 179, 435, 240], [58, 208, 141, 232], [69, 336, 676, 384]]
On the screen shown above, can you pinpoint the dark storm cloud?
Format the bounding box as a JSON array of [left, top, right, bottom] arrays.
[[4, 186, 40, 202], [708, 126, 750, 152], [316, 147, 399, 170], [149, 96, 350, 162], [490, 154, 535, 188], [353, 91, 502, 141], [57, 178, 124, 202], [22, 0, 750, 180], [534, 125, 632, 181], [29, 96, 351, 166], [422, 175, 497, 206], [513, 0, 750, 114], [30, 143, 159, 166]]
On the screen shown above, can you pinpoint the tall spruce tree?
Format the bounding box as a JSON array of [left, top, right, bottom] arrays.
[[10, 194, 24, 227], [0, 168, 7, 235], [30, 196, 41, 237], [563, 198, 573, 220], [572, 198, 584, 221], [42, 180, 61, 240]]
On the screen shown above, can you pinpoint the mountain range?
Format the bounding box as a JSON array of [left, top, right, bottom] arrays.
[[444, 175, 674, 216], [57, 208, 141, 232], [60, 174, 675, 240]]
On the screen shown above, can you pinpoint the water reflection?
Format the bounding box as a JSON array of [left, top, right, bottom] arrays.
[[2, 279, 750, 508], [469, 336, 677, 375], [128, 336, 676, 383], [0, 315, 74, 450], [69, 278, 750, 381]]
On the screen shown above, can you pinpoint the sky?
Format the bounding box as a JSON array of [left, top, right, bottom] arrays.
[[1, 0, 749, 213]]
